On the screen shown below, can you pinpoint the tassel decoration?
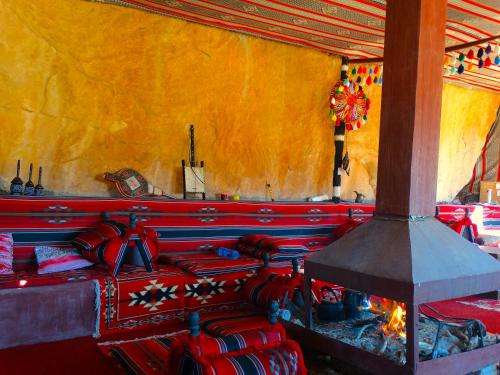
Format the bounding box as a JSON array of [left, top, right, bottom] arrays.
[[458, 53, 465, 62], [478, 59, 484, 68], [495, 56, 500, 66], [373, 76, 378, 84], [450, 52, 457, 66], [457, 64, 464, 74], [351, 67, 357, 75], [485, 44, 492, 54], [466, 49, 474, 59], [366, 75, 372, 85], [374, 66, 379, 74], [356, 75, 362, 84], [477, 48, 484, 58], [484, 57, 492, 67]]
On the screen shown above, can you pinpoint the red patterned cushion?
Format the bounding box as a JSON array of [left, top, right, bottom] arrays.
[[72, 221, 126, 253], [207, 341, 304, 375], [200, 309, 271, 336], [102, 227, 159, 275], [332, 218, 363, 240], [34, 246, 93, 274], [450, 217, 478, 241], [173, 330, 306, 375], [240, 234, 271, 245], [0, 233, 14, 275], [167, 251, 262, 276], [199, 329, 283, 356], [259, 238, 310, 254], [242, 272, 300, 307]]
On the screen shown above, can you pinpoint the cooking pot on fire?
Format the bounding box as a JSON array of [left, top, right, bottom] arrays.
[[317, 286, 344, 322], [342, 290, 370, 320]]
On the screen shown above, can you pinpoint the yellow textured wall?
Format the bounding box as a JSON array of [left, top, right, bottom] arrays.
[[342, 84, 500, 202], [0, 0, 499, 201]]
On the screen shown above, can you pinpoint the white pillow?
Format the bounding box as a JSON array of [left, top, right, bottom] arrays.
[[34, 246, 93, 274]]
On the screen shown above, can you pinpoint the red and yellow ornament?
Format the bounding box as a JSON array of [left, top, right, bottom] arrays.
[[329, 78, 370, 131]]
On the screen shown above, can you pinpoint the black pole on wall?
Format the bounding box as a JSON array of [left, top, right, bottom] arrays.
[[332, 56, 349, 203]]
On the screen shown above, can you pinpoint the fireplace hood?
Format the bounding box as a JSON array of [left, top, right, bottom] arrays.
[[305, 216, 500, 304], [305, 0, 500, 306]]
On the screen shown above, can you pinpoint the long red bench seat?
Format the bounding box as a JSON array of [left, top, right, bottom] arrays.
[[0, 196, 480, 349], [0, 196, 375, 271]]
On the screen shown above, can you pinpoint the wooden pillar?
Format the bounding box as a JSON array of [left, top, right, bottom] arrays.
[[375, 0, 447, 217], [332, 56, 349, 203]]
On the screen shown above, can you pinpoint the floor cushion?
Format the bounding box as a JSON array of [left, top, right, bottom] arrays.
[[34, 246, 93, 274], [164, 251, 263, 276], [72, 221, 126, 253], [0, 233, 14, 275], [184, 270, 257, 313], [199, 308, 271, 336], [206, 341, 304, 375], [98, 264, 186, 335]]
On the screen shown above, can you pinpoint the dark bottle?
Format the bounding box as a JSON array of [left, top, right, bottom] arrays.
[[34, 166, 44, 196], [10, 160, 23, 195], [24, 163, 35, 196]]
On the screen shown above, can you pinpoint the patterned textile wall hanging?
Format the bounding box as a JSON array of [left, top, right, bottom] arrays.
[[89, 0, 500, 92], [456, 106, 500, 202]]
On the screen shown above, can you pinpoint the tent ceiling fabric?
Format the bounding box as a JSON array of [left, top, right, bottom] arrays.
[[92, 0, 499, 92]]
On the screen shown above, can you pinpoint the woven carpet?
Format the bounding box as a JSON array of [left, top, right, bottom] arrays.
[[428, 296, 500, 334]]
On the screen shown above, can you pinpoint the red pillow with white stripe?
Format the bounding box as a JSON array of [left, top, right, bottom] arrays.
[[34, 246, 93, 275], [0, 233, 14, 275]]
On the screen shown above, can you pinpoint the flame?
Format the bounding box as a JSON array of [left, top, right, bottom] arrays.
[[371, 298, 406, 338]]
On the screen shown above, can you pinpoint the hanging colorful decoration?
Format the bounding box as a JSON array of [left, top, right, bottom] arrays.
[[443, 41, 500, 77], [350, 64, 383, 87], [329, 75, 370, 132]]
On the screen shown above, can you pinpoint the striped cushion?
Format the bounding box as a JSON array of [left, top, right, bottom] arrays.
[[166, 251, 263, 276], [208, 343, 302, 375], [259, 238, 310, 254], [0, 233, 14, 275], [242, 273, 300, 308], [102, 227, 159, 275], [199, 329, 283, 356], [72, 221, 126, 253], [34, 246, 93, 274], [236, 243, 303, 262], [240, 234, 272, 245], [332, 218, 363, 240], [200, 309, 271, 336]]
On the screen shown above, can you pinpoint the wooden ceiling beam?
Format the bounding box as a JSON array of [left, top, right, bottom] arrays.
[[349, 34, 499, 64]]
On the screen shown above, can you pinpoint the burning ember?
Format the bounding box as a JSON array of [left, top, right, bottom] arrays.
[[370, 298, 407, 338]]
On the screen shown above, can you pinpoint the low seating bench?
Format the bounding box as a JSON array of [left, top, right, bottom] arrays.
[[0, 196, 491, 349]]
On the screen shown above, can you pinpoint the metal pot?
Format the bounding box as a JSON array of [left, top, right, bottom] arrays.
[[342, 290, 370, 320], [317, 286, 344, 322]]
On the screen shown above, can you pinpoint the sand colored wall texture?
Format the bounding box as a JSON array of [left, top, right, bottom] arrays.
[[0, 0, 499, 201]]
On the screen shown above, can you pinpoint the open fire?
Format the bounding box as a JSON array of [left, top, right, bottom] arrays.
[[371, 298, 407, 339], [290, 292, 499, 367]]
